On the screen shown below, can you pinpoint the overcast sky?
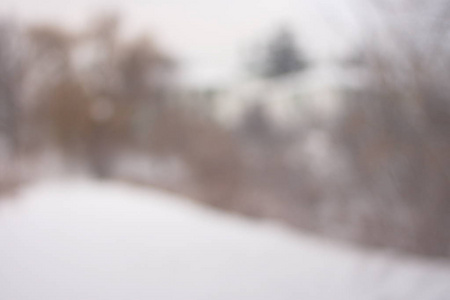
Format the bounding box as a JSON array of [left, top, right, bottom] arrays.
[[0, 0, 361, 87]]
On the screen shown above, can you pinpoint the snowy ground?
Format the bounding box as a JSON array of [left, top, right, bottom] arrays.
[[1, 180, 449, 300]]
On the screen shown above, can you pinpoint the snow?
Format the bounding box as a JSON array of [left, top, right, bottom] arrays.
[[1, 180, 450, 300]]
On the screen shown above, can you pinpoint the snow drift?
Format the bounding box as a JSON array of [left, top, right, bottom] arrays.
[[0, 180, 449, 300]]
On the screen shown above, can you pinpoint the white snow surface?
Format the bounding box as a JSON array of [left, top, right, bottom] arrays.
[[0, 179, 450, 300]]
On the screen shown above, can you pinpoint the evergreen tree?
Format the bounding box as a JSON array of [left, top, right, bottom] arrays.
[[248, 26, 307, 78]]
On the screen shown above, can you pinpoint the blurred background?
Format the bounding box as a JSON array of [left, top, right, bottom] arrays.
[[1, 0, 450, 298]]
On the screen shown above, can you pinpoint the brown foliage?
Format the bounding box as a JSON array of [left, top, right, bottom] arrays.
[[146, 105, 243, 208], [332, 0, 450, 256]]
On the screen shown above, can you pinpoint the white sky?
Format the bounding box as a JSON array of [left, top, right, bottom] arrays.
[[0, 0, 361, 87]]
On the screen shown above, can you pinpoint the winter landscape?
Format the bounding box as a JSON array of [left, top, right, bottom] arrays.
[[1, 179, 450, 300], [1, 0, 450, 299]]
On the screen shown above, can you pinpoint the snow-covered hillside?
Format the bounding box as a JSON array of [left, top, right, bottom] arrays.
[[0, 180, 449, 300]]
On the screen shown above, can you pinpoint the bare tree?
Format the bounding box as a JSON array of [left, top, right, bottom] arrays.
[[332, 0, 450, 256], [0, 19, 24, 156]]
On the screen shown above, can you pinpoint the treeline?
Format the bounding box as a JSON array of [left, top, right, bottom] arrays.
[[213, 1, 450, 258], [328, 1, 450, 256], [1, 4, 450, 258], [0, 15, 242, 204]]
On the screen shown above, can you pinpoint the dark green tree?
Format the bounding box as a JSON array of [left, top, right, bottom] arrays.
[[248, 26, 307, 78]]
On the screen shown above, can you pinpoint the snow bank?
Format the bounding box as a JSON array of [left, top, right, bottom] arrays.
[[0, 180, 449, 300]]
